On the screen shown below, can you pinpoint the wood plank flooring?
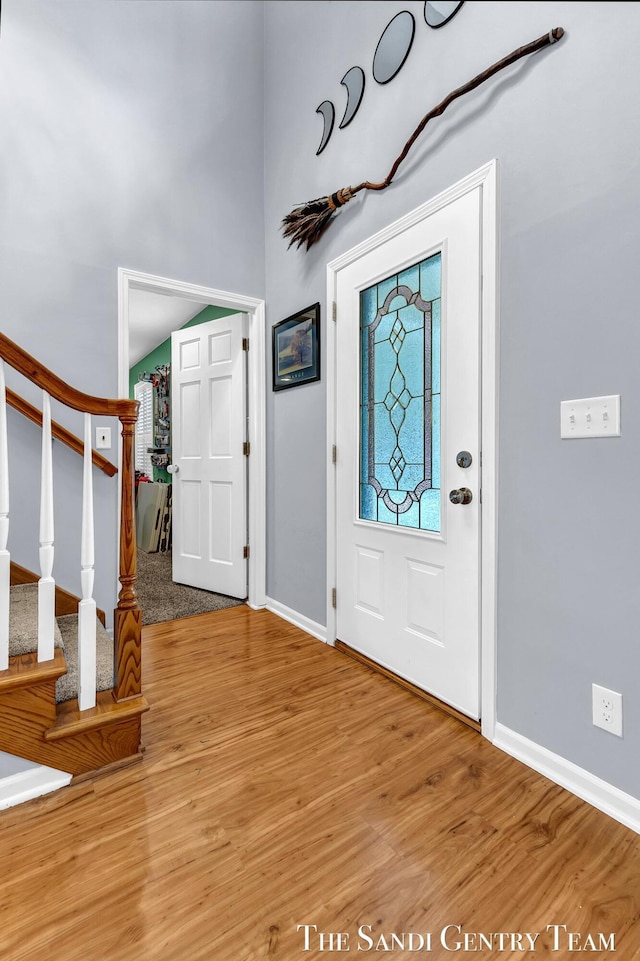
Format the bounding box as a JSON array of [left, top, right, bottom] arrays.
[[0, 605, 638, 960]]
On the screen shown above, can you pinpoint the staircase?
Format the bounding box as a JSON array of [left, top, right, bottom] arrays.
[[0, 332, 148, 785]]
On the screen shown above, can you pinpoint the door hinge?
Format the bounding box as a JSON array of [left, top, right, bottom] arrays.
[[332, 444, 337, 464], [243, 545, 250, 559], [242, 337, 249, 352], [331, 587, 337, 608], [332, 301, 337, 322], [243, 441, 250, 456]]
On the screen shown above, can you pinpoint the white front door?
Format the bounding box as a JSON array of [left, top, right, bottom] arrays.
[[335, 187, 482, 719], [171, 314, 248, 599]]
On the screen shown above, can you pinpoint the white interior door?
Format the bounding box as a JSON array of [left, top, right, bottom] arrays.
[[171, 314, 248, 599], [335, 187, 482, 719]]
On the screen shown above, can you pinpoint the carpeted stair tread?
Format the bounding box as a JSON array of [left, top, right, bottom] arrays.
[[55, 615, 115, 704], [9, 583, 63, 657]]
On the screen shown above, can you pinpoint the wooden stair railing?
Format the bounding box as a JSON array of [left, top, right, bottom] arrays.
[[0, 331, 141, 708]]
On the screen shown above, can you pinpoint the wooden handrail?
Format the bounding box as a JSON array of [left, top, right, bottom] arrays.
[[6, 389, 118, 477], [0, 332, 137, 418]]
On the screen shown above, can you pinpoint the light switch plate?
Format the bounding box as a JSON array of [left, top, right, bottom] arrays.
[[95, 427, 112, 449], [560, 395, 620, 439]]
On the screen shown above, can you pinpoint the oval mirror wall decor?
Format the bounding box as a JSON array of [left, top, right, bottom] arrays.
[[424, 1, 464, 29], [372, 11, 416, 85]]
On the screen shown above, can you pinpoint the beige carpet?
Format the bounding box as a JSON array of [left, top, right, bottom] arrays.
[[55, 613, 114, 703], [9, 584, 63, 656], [9, 583, 114, 703], [136, 550, 245, 625]]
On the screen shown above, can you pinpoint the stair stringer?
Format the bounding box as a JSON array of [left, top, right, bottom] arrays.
[[0, 651, 148, 776]]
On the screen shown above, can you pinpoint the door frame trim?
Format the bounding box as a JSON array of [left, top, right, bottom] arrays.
[[325, 159, 498, 740], [117, 268, 266, 611]]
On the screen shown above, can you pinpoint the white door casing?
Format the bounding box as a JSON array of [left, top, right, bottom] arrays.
[[326, 161, 498, 735], [171, 315, 248, 598], [117, 269, 266, 611]]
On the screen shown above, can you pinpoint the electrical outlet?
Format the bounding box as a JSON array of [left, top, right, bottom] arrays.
[[592, 683, 623, 737]]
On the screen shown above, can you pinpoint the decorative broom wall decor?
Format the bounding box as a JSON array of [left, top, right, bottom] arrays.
[[282, 27, 565, 251]]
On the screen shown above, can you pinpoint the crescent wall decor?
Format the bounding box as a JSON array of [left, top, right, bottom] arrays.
[[315, 100, 335, 156], [425, 1, 465, 30], [339, 66, 366, 129], [283, 27, 566, 250]]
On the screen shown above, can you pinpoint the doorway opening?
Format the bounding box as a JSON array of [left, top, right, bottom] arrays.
[[117, 268, 266, 614]]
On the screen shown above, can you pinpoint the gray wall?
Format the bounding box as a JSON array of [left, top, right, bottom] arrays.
[[264, 2, 640, 799], [2, 0, 638, 803], [0, 0, 265, 620]]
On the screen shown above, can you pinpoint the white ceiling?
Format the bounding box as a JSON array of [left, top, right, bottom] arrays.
[[129, 288, 207, 366]]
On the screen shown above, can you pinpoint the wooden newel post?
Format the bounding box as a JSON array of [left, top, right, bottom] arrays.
[[114, 411, 142, 700]]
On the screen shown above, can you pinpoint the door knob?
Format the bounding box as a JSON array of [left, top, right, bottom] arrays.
[[449, 487, 472, 505], [167, 464, 180, 474]]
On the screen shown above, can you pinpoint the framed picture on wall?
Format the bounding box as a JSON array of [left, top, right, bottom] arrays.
[[272, 303, 320, 391]]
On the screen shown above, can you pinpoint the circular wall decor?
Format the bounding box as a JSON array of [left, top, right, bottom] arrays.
[[424, 1, 464, 29]]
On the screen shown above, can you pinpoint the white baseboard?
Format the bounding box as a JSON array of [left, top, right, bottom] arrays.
[[494, 723, 640, 835], [0, 758, 72, 811], [266, 597, 327, 643]]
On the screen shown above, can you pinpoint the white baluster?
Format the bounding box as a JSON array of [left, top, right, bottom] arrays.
[[0, 363, 9, 671], [38, 391, 56, 661], [78, 412, 96, 710]]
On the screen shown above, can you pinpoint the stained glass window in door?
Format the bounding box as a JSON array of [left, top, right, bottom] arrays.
[[360, 252, 441, 532]]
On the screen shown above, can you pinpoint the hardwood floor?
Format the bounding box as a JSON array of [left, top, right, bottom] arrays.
[[0, 605, 638, 960]]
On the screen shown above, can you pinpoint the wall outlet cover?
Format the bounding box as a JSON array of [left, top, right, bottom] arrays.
[[592, 683, 623, 737]]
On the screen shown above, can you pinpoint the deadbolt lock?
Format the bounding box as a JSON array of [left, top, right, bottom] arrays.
[[456, 450, 472, 468]]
